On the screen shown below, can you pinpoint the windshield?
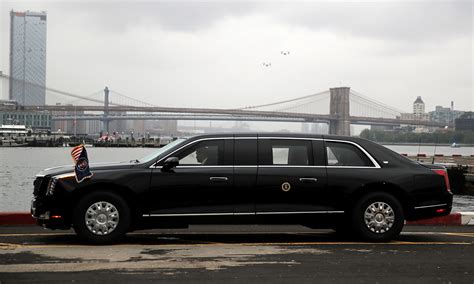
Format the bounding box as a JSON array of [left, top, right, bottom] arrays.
[[138, 138, 187, 164]]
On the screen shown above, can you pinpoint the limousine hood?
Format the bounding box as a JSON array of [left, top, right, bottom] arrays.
[[36, 161, 138, 177]]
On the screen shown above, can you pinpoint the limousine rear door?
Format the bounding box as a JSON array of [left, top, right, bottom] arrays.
[[255, 138, 328, 213]]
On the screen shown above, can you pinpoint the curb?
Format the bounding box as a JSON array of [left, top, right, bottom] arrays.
[[0, 212, 36, 226], [1, 212, 474, 226], [406, 212, 474, 226]]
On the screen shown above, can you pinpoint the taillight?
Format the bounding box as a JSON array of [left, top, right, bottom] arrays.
[[432, 169, 451, 194]]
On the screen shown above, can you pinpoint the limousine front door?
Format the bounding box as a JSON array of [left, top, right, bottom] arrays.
[[148, 139, 235, 215]]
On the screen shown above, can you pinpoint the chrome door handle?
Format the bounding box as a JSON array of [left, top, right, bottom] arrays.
[[210, 177, 228, 182], [299, 178, 318, 183]]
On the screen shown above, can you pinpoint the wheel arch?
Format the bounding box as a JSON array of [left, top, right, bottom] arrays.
[[349, 182, 414, 217], [69, 182, 141, 227]]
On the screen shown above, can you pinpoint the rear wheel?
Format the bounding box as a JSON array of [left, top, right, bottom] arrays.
[[73, 191, 131, 244], [351, 192, 404, 242]]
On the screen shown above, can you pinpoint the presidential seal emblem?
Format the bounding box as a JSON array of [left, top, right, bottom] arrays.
[[281, 182, 291, 192]]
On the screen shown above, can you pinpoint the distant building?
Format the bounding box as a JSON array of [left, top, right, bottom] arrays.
[[0, 109, 51, 130], [85, 120, 101, 135], [429, 105, 464, 125], [0, 99, 18, 110], [455, 112, 474, 131], [51, 104, 87, 135], [9, 11, 47, 106], [413, 96, 425, 114], [400, 96, 429, 121]]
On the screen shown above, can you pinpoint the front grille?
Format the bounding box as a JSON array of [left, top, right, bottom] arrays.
[[33, 177, 48, 197]]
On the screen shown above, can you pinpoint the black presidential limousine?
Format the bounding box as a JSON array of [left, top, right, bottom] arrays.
[[31, 133, 453, 243]]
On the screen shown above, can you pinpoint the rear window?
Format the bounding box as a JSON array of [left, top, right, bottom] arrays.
[[325, 141, 374, 167]]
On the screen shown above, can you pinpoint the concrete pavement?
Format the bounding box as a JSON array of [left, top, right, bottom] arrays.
[[0, 225, 474, 283]]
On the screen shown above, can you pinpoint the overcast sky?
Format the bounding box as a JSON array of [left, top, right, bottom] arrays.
[[1, 0, 473, 114]]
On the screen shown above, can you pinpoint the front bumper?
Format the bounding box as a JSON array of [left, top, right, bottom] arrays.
[[31, 197, 70, 229]]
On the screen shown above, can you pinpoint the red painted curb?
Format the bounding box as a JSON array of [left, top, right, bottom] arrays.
[[406, 213, 462, 225], [0, 212, 35, 225]]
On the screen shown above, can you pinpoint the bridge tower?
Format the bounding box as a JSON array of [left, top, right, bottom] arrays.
[[329, 87, 350, 136], [103, 86, 110, 134]]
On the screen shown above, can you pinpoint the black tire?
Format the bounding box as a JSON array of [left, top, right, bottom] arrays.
[[350, 192, 404, 242], [73, 191, 131, 244]]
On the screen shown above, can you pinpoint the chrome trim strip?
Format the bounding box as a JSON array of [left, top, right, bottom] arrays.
[[414, 203, 448, 209], [324, 139, 381, 168], [175, 165, 234, 168], [326, 166, 380, 169], [144, 212, 235, 217], [234, 165, 258, 168], [258, 165, 326, 168], [234, 137, 257, 139], [143, 211, 344, 217], [150, 136, 380, 169], [150, 137, 233, 168], [256, 211, 344, 215], [258, 137, 323, 141], [159, 165, 377, 169]]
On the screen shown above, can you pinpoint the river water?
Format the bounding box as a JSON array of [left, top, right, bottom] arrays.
[[1, 145, 473, 212]]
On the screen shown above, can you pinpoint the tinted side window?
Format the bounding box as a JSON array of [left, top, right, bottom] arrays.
[[177, 140, 224, 166], [259, 139, 313, 166], [234, 139, 257, 165], [325, 141, 373, 167]]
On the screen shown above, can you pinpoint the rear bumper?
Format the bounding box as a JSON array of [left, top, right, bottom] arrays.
[[409, 203, 452, 221]]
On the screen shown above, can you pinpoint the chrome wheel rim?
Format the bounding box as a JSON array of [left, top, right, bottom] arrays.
[[364, 202, 395, 234], [85, 201, 119, 235]]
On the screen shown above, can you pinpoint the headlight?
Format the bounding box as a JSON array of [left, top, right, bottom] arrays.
[[46, 178, 58, 196], [45, 172, 75, 196]]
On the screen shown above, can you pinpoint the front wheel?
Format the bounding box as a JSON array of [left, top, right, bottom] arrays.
[[351, 192, 404, 242], [73, 191, 131, 244]]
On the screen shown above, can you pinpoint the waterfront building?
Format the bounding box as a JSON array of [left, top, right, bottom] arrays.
[[429, 105, 464, 126], [455, 112, 474, 131], [85, 120, 101, 135], [413, 96, 425, 114], [0, 110, 51, 130], [0, 100, 18, 110], [108, 112, 128, 134], [9, 11, 47, 106], [51, 104, 86, 135], [400, 96, 429, 121]]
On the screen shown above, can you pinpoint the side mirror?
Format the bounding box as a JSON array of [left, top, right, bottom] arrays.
[[162, 157, 179, 171]]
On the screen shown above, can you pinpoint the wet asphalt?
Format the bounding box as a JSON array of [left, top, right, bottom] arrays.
[[0, 225, 474, 283]]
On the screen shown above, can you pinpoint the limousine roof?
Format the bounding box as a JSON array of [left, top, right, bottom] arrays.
[[185, 132, 371, 142], [184, 132, 418, 168]]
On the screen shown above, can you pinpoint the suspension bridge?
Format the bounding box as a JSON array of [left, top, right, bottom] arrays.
[[0, 73, 448, 136]]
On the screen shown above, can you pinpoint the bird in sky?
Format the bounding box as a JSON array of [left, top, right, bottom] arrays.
[[281, 51, 290, 55], [262, 62, 272, 67]]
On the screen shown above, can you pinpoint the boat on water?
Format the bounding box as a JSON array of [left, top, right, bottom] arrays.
[[0, 139, 29, 147], [451, 142, 461, 148]]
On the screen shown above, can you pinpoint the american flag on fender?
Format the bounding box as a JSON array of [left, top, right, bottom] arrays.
[[70, 144, 93, 183]]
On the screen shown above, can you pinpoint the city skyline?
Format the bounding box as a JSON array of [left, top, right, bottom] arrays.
[[0, 1, 472, 115]]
